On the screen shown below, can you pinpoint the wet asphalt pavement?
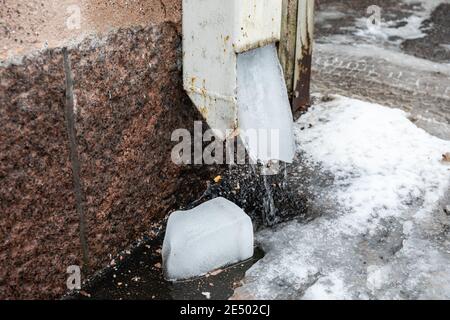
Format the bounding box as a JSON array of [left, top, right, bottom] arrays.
[[313, 0, 450, 139], [316, 0, 450, 63], [401, 3, 450, 62], [66, 229, 264, 300]]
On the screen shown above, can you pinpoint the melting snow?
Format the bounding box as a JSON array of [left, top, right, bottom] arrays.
[[320, 0, 447, 49], [355, 0, 446, 43], [355, 13, 427, 43], [233, 96, 450, 300]]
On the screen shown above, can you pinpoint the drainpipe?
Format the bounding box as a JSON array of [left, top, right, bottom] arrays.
[[280, 0, 315, 119], [279, 0, 299, 99], [183, 0, 296, 165], [293, 0, 315, 118], [182, 0, 284, 140]]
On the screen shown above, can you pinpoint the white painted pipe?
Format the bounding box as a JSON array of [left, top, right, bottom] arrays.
[[182, 0, 283, 139]]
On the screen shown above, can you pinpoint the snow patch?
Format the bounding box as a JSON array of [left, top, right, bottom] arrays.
[[302, 272, 351, 300], [355, 14, 426, 43], [315, 9, 347, 24], [316, 0, 447, 51], [296, 96, 449, 234], [354, 0, 445, 43], [233, 96, 450, 300]]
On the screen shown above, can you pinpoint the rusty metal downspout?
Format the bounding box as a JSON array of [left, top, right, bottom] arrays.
[[290, 0, 315, 119], [279, 0, 300, 99]]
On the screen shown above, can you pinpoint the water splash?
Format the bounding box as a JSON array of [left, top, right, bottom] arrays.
[[262, 174, 278, 226]]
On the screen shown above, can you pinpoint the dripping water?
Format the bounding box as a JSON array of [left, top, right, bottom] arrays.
[[236, 44, 296, 226], [262, 173, 278, 226]]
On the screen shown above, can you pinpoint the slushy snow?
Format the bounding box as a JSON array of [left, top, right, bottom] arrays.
[[357, 0, 446, 43], [162, 197, 254, 280], [233, 96, 450, 299], [319, 0, 447, 50], [237, 44, 295, 164]]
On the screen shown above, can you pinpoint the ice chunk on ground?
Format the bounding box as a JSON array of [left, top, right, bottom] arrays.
[[162, 197, 254, 280], [237, 44, 295, 164], [233, 96, 450, 300]]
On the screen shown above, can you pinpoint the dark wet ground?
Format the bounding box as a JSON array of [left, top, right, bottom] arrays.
[[317, 0, 450, 63], [191, 163, 309, 227], [313, 0, 450, 140], [66, 228, 264, 300], [401, 3, 450, 62], [315, 0, 418, 40], [65, 159, 318, 300]]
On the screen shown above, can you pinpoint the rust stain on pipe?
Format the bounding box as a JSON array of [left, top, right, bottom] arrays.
[[292, 0, 314, 119], [279, 0, 299, 98], [292, 43, 312, 118]]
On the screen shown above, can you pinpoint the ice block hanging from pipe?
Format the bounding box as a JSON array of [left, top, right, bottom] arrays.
[[183, 0, 295, 163], [237, 44, 295, 164]]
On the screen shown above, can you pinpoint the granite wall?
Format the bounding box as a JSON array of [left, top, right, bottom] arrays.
[[1, 0, 182, 61], [0, 21, 216, 299]]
